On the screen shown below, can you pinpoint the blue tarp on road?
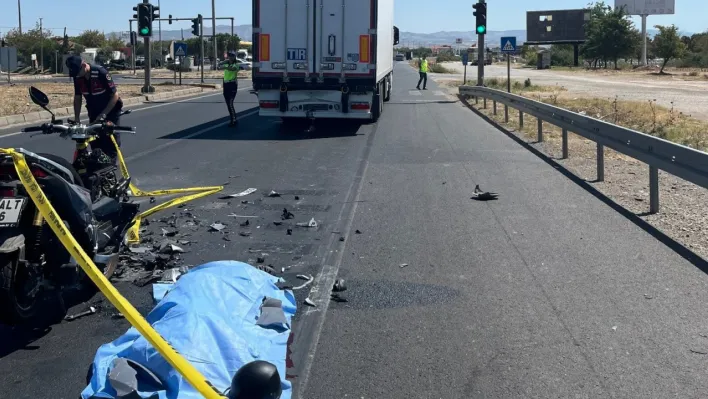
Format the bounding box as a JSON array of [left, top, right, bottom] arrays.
[[81, 261, 297, 399]]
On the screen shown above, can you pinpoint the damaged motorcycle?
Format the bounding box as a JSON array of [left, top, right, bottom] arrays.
[[0, 87, 138, 324]]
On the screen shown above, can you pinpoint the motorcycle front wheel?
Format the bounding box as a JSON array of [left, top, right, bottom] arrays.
[[0, 252, 41, 324]]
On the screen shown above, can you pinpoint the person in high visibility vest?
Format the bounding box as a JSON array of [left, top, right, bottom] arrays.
[[222, 51, 240, 127], [417, 55, 428, 90]]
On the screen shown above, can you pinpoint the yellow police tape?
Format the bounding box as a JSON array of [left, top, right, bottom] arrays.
[[0, 148, 224, 399], [110, 136, 224, 245]]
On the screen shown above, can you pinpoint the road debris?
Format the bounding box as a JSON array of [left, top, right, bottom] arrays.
[[257, 256, 266, 264], [296, 218, 318, 228], [294, 196, 300, 200], [267, 190, 281, 197], [128, 246, 151, 254], [273, 221, 283, 226], [471, 184, 499, 201], [333, 279, 347, 292], [209, 222, 226, 232], [339, 237, 345, 242], [355, 229, 362, 234], [304, 297, 316, 307], [287, 229, 293, 235], [400, 263, 409, 268], [229, 213, 259, 218], [282, 208, 295, 220], [219, 187, 257, 199], [111, 313, 125, 319], [239, 231, 252, 237], [330, 293, 348, 303], [64, 306, 97, 321], [150, 197, 156, 204], [293, 274, 314, 290], [240, 219, 250, 227]]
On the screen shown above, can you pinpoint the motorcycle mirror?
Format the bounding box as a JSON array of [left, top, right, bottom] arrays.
[[29, 86, 56, 122], [29, 86, 49, 107]]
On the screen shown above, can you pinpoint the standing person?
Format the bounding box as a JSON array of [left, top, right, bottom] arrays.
[[65, 55, 123, 162], [222, 51, 240, 127], [416, 55, 428, 90]]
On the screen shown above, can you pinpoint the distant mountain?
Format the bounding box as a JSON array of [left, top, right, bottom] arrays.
[[113, 25, 692, 46]]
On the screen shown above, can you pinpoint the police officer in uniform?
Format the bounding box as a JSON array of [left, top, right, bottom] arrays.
[[222, 51, 240, 127], [65, 55, 124, 162]]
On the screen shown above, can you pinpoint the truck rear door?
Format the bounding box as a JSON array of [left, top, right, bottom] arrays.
[[315, 0, 374, 79], [254, 0, 314, 78]]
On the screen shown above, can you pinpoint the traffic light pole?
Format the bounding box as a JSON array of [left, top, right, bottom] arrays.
[[200, 18, 205, 84], [141, 0, 154, 93], [477, 33, 484, 86]]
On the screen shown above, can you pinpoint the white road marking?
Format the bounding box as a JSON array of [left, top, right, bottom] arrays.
[[409, 90, 422, 96]]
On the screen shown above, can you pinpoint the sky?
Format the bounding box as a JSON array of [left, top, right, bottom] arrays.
[[0, 0, 705, 38]]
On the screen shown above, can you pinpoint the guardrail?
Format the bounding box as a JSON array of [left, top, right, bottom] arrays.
[[459, 85, 708, 214]]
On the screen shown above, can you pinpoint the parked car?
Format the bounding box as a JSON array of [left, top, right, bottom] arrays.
[[395, 53, 405, 61]]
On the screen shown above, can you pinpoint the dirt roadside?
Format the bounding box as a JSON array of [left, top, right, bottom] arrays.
[[433, 73, 708, 261], [0, 82, 187, 118]]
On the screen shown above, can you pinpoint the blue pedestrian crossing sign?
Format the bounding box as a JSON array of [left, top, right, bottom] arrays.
[[501, 37, 517, 54], [461, 52, 469, 66], [174, 42, 188, 57]]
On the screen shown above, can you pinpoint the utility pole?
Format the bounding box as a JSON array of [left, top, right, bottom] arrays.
[[211, 0, 217, 69], [158, 0, 162, 59], [39, 17, 43, 71], [17, 0, 22, 34]]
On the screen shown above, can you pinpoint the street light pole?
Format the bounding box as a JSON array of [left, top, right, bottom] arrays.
[[158, 0, 162, 59], [17, 0, 22, 34], [212, 0, 217, 70]]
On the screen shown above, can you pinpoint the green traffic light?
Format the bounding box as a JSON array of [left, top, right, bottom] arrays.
[[140, 27, 150, 35], [477, 26, 486, 34]]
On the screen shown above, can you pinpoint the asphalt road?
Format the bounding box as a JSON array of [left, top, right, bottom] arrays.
[[1, 63, 708, 398]]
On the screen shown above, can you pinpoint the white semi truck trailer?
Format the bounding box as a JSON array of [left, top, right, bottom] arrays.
[[251, 0, 399, 123]]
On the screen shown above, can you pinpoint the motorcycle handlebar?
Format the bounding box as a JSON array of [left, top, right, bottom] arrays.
[[21, 122, 136, 136]]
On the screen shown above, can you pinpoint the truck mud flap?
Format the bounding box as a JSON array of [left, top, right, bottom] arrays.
[[279, 88, 289, 113], [341, 86, 350, 114]]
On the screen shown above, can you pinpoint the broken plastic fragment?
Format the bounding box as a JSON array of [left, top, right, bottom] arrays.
[[239, 231, 252, 237], [293, 274, 314, 290], [286, 229, 293, 235], [333, 279, 347, 292], [129, 246, 151, 254], [268, 190, 281, 197], [108, 358, 139, 397], [304, 298, 316, 307], [240, 220, 250, 227], [220, 187, 257, 199], [282, 208, 295, 220], [209, 223, 226, 232], [471, 185, 499, 201], [400, 263, 409, 268], [294, 196, 300, 200], [355, 229, 362, 234], [330, 293, 348, 303], [297, 218, 318, 228]]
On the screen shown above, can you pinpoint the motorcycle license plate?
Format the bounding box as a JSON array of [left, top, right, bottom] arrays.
[[0, 198, 27, 226]]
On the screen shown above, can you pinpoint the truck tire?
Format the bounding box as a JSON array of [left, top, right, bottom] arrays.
[[384, 74, 392, 102]]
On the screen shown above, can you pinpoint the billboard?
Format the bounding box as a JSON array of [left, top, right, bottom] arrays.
[[456, 38, 462, 44], [526, 9, 591, 44], [615, 0, 675, 16]]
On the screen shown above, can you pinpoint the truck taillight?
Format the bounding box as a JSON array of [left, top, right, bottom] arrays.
[[260, 101, 279, 109], [351, 102, 370, 110]]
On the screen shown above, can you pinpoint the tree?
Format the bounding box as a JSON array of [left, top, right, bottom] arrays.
[[74, 29, 106, 48], [581, 1, 641, 69], [104, 33, 126, 51], [653, 24, 687, 73], [4, 23, 61, 72]]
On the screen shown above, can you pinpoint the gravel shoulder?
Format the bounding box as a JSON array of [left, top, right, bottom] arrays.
[[437, 62, 708, 121], [432, 73, 708, 261]]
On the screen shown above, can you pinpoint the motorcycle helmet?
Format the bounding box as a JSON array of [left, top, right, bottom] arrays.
[[227, 360, 282, 399]]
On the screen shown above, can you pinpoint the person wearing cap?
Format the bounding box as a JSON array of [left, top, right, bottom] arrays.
[[222, 51, 240, 127], [65, 55, 124, 161]]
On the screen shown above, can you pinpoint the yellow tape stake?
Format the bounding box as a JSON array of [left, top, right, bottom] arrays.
[[110, 136, 224, 244], [0, 149, 224, 399]]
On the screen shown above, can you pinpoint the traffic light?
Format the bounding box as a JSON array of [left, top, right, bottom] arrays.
[[168, 14, 173, 24], [130, 31, 137, 46], [136, 3, 152, 37], [191, 14, 202, 37], [151, 4, 160, 21], [473, 1, 487, 35]]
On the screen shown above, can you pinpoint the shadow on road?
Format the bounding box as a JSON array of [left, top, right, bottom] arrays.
[[0, 323, 53, 359], [460, 95, 708, 275], [158, 108, 365, 141]]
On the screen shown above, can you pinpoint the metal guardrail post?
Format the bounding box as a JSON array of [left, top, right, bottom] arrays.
[[475, 96, 479, 105], [537, 119, 543, 142], [650, 166, 660, 213], [562, 129, 568, 159], [504, 105, 509, 123], [596, 144, 605, 182], [519, 111, 524, 128], [483, 97, 487, 109], [493, 100, 497, 115]]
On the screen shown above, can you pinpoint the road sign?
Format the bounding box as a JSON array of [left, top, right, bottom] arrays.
[[174, 42, 188, 57], [501, 37, 516, 53], [461, 52, 468, 66], [456, 38, 462, 44]]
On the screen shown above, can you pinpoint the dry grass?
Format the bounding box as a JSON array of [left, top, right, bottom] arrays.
[[458, 80, 708, 153], [0, 82, 186, 117], [444, 77, 564, 95]]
